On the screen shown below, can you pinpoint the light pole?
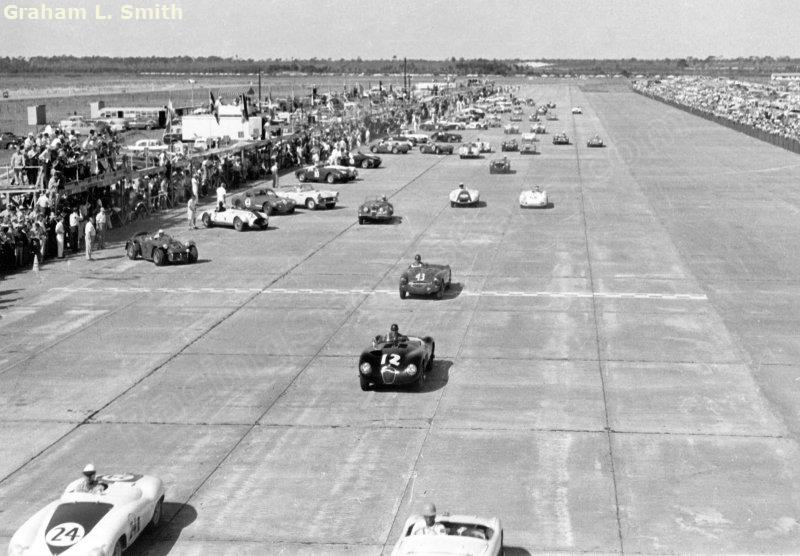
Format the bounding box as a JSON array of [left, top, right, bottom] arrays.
[[188, 79, 196, 106]]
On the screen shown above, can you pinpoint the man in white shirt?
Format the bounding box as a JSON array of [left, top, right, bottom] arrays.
[[411, 503, 446, 536], [84, 216, 96, 260], [216, 183, 227, 211]]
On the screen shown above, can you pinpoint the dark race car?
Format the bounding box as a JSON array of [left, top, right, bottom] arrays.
[[552, 132, 570, 145], [370, 139, 411, 154], [358, 195, 394, 224], [1, 131, 21, 149], [501, 139, 519, 152], [399, 262, 452, 299], [340, 151, 382, 169], [429, 131, 462, 143], [587, 134, 605, 148], [489, 158, 512, 174], [125, 230, 198, 266], [419, 142, 454, 155], [358, 332, 435, 391], [295, 164, 356, 184], [228, 186, 296, 215]]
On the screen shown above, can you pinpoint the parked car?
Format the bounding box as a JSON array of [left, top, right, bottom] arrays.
[[59, 116, 96, 135], [572, 106, 583, 114], [295, 163, 356, 184], [503, 124, 520, 134], [96, 117, 128, 133], [339, 151, 382, 169], [464, 121, 488, 130], [227, 186, 296, 215], [125, 230, 198, 265], [458, 143, 481, 159], [429, 131, 462, 143], [277, 184, 338, 210], [501, 139, 519, 152], [397, 131, 430, 145], [201, 206, 269, 231], [0, 131, 20, 149], [587, 134, 605, 147], [420, 142, 454, 155], [128, 117, 159, 130], [552, 132, 570, 145], [370, 139, 411, 154]]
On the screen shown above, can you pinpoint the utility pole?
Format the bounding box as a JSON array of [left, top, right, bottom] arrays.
[[258, 69, 262, 109], [403, 57, 408, 97]]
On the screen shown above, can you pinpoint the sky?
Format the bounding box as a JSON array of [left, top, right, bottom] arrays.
[[1, 0, 800, 59]]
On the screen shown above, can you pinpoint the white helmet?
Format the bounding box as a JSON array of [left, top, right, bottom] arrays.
[[83, 463, 96, 476]]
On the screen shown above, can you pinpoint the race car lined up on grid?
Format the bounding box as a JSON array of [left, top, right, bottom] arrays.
[[552, 132, 571, 145], [531, 123, 547, 134], [358, 324, 435, 391], [397, 131, 430, 145], [9, 469, 165, 556], [429, 131, 462, 143], [528, 113, 540, 121], [202, 205, 269, 231], [587, 134, 605, 147], [295, 163, 356, 184], [419, 142, 454, 155], [370, 139, 411, 154], [546, 112, 559, 121], [277, 184, 338, 210], [571, 106, 583, 114], [509, 114, 523, 122], [449, 184, 480, 207], [464, 121, 488, 130], [519, 185, 549, 208], [458, 143, 481, 158], [520, 133, 539, 155], [125, 230, 198, 265], [503, 124, 520, 134], [501, 138, 518, 152], [489, 157, 512, 174], [399, 255, 452, 299], [228, 186, 296, 215], [337, 151, 382, 168], [358, 195, 394, 224]]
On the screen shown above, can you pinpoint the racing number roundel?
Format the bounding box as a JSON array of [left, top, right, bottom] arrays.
[[46, 523, 86, 547]]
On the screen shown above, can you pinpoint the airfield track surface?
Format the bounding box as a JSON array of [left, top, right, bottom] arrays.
[[3, 82, 800, 554]]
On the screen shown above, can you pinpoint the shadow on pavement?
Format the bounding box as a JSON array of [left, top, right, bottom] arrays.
[[134, 502, 197, 556]]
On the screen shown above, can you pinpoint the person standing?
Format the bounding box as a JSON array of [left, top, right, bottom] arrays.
[[68, 207, 79, 253], [215, 182, 226, 211], [270, 160, 279, 189], [95, 207, 107, 249], [187, 196, 197, 229], [84, 216, 96, 261], [55, 216, 65, 258]]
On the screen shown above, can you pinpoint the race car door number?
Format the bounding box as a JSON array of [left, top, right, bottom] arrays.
[[381, 353, 401, 367]]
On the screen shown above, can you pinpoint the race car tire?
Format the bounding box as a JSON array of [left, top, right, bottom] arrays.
[[436, 285, 444, 300], [112, 539, 124, 556], [399, 287, 407, 299], [153, 248, 166, 266], [188, 245, 198, 263], [370, 146, 377, 153], [326, 173, 335, 184], [459, 155, 464, 159], [450, 201, 456, 207], [202, 213, 212, 227], [148, 497, 164, 529], [358, 217, 364, 225], [361, 159, 370, 169], [298, 173, 306, 182], [360, 375, 371, 391], [413, 368, 425, 391], [305, 198, 317, 210], [435, 147, 441, 154], [126, 243, 139, 260], [391, 146, 398, 154], [233, 217, 244, 232]]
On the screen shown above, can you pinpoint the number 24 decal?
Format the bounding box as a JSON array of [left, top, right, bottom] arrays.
[[381, 353, 401, 366]]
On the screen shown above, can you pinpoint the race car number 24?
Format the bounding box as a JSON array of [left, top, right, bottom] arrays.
[[46, 523, 85, 547]]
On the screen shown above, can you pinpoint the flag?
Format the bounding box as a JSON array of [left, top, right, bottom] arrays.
[[209, 91, 219, 123], [241, 94, 249, 122]]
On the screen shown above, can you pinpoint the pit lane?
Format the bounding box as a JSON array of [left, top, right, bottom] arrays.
[[2, 81, 800, 554]]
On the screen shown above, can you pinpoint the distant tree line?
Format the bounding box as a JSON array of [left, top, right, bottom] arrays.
[[1, 56, 799, 77]]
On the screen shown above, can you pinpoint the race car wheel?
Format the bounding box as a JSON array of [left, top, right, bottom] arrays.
[[262, 202, 271, 215], [413, 368, 425, 391], [358, 217, 364, 225], [188, 245, 198, 263], [148, 497, 164, 529], [399, 287, 407, 299], [326, 173, 335, 184], [361, 159, 370, 169], [298, 173, 306, 182], [202, 213, 213, 228], [450, 201, 456, 207], [391, 146, 398, 154], [112, 539, 124, 556], [436, 285, 444, 300], [153, 248, 166, 266], [435, 147, 441, 154], [359, 375, 371, 391], [126, 243, 139, 260], [233, 217, 244, 232], [305, 198, 317, 210], [370, 146, 377, 153]]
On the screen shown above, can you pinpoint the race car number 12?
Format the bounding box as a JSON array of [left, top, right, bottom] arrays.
[[381, 353, 401, 366]]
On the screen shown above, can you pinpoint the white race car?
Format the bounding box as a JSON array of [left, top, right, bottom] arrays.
[[391, 513, 503, 556], [464, 121, 488, 130], [519, 186, 549, 208], [8, 473, 165, 556], [450, 186, 480, 207], [457, 143, 481, 159], [277, 184, 339, 210], [201, 206, 269, 231], [473, 140, 493, 153], [571, 106, 583, 114]]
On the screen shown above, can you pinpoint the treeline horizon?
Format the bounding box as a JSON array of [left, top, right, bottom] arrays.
[[1, 55, 800, 76]]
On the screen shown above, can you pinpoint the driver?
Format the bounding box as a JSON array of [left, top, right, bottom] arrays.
[[153, 229, 165, 240], [387, 323, 400, 342], [72, 464, 106, 494], [411, 503, 447, 536], [410, 254, 423, 268], [458, 183, 465, 190]]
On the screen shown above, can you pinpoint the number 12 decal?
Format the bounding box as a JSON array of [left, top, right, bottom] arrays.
[[381, 353, 401, 366]]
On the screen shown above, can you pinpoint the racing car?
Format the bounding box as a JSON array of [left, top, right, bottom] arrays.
[[8, 472, 165, 556], [552, 132, 570, 145], [489, 158, 512, 174], [546, 112, 559, 121], [419, 142, 454, 154], [509, 114, 523, 122], [528, 113, 540, 122], [501, 139, 518, 151], [430, 131, 462, 143], [370, 139, 411, 154], [503, 124, 520, 134], [547, 101, 556, 108], [519, 186, 549, 208], [201, 206, 269, 231], [571, 106, 583, 114], [587, 134, 605, 147], [487, 116, 502, 127], [125, 230, 198, 265], [295, 163, 356, 184], [358, 330, 436, 391], [474, 140, 493, 153], [339, 151, 382, 168], [457, 143, 481, 159], [391, 513, 503, 556], [358, 195, 394, 224], [520, 134, 539, 155], [227, 186, 296, 215], [449, 186, 480, 207], [397, 131, 430, 145], [531, 123, 547, 134], [399, 260, 452, 299], [464, 121, 488, 130], [277, 184, 338, 210]]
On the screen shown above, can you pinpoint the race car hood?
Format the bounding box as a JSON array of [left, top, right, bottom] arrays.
[[393, 534, 489, 555], [41, 501, 114, 554], [361, 202, 392, 212], [402, 264, 446, 283]]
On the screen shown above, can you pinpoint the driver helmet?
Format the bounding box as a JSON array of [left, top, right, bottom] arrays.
[[381, 195, 387, 202], [390, 323, 399, 332], [83, 463, 96, 477], [459, 182, 465, 189], [414, 254, 421, 263], [157, 229, 164, 236], [423, 502, 437, 517]]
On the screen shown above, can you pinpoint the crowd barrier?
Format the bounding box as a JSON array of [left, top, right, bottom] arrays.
[[632, 88, 800, 155]]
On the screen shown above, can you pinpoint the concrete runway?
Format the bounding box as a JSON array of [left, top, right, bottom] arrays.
[[2, 81, 800, 554]]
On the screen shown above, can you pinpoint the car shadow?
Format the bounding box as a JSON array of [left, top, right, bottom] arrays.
[[134, 502, 197, 556], [441, 282, 464, 300], [361, 216, 403, 226], [452, 201, 487, 208], [503, 547, 532, 556], [417, 359, 452, 393], [520, 202, 555, 210], [490, 169, 517, 175]]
